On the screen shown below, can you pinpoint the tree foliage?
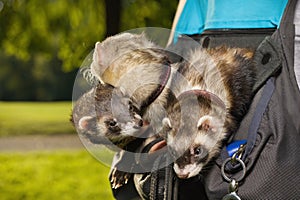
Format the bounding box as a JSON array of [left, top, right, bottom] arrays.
[[0, 0, 105, 72], [121, 0, 177, 30], [0, 0, 177, 100]]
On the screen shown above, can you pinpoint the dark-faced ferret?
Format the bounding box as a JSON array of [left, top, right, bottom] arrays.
[[160, 46, 256, 179], [71, 83, 146, 150], [71, 83, 152, 189]]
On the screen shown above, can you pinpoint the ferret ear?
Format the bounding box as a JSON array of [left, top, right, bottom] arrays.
[[78, 116, 94, 130], [91, 42, 106, 84], [162, 117, 172, 129], [93, 42, 104, 66], [160, 117, 172, 139], [197, 115, 219, 133]]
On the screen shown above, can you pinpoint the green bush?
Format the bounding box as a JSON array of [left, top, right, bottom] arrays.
[[0, 150, 114, 200]]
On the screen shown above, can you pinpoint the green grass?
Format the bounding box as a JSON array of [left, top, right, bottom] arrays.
[[0, 102, 117, 199], [0, 150, 114, 200], [0, 102, 76, 137]]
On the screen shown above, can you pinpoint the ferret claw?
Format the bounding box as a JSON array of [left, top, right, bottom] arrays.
[[110, 168, 131, 189], [112, 182, 121, 189]]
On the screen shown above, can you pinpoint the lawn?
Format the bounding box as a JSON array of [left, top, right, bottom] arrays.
[[0, 101, 76, 137], [0, 150, 114, 200], [0, 102, 116, 199]]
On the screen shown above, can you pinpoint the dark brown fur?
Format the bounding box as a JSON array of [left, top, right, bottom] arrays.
[[71, 83, 145, 150]]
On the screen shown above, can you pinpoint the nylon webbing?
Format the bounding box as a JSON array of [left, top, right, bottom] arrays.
[[164, 157, 175, 200], [149, 155, 161, 200], [242, 77, 275, 160]]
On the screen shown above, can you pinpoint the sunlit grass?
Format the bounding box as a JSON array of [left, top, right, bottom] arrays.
[[0, 149, 114, 200], [0, 102, 75, 137]]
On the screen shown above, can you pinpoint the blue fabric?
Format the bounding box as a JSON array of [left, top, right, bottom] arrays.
[[175, 0, 288, 37], [226, 140, 247, 157]]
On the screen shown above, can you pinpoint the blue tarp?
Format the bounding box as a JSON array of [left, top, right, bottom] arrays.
[[174, 0, 288, 37]]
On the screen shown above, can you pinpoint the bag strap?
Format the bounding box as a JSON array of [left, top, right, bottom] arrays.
[[242, 77, 275, 160], [148, 156, 179, 200]]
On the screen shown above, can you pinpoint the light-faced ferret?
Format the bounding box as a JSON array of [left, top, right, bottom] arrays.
[[161, 90, 227, 179], [161, 46, 256, 179]]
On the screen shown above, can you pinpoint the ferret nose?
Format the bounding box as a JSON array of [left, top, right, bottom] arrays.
[[137, 118, 143, 126]]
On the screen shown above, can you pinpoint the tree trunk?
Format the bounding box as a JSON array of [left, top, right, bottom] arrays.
[[104, 0, 121, 37]]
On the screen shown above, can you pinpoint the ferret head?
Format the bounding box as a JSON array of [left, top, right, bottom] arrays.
[[72, 84, 146, 149], [161, 91, 227, 179], [78, 113, 144, 149]]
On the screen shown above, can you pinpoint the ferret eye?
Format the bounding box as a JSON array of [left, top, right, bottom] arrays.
[[128, 102, 136, 112], [128, 105, 133, 111], [194, 147, 202, 156], [108, 119, 117, 127]]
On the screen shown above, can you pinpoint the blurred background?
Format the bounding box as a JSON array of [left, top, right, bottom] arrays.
[[0, 0, 177, 199]]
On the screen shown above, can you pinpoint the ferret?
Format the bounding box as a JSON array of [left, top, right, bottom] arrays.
[[160, 46, 256, 179], [71, 83, 150, 189]]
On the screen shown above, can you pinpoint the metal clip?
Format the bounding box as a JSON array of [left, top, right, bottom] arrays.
[[221, 144, 247, 199], [231, 144, 246, 164], [221, 157, 246, 182]]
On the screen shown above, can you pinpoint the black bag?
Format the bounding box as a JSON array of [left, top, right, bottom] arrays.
[[203, 0, 300, 199]]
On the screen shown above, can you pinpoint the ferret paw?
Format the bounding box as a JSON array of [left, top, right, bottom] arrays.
[[110, 167, 131, 189]]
